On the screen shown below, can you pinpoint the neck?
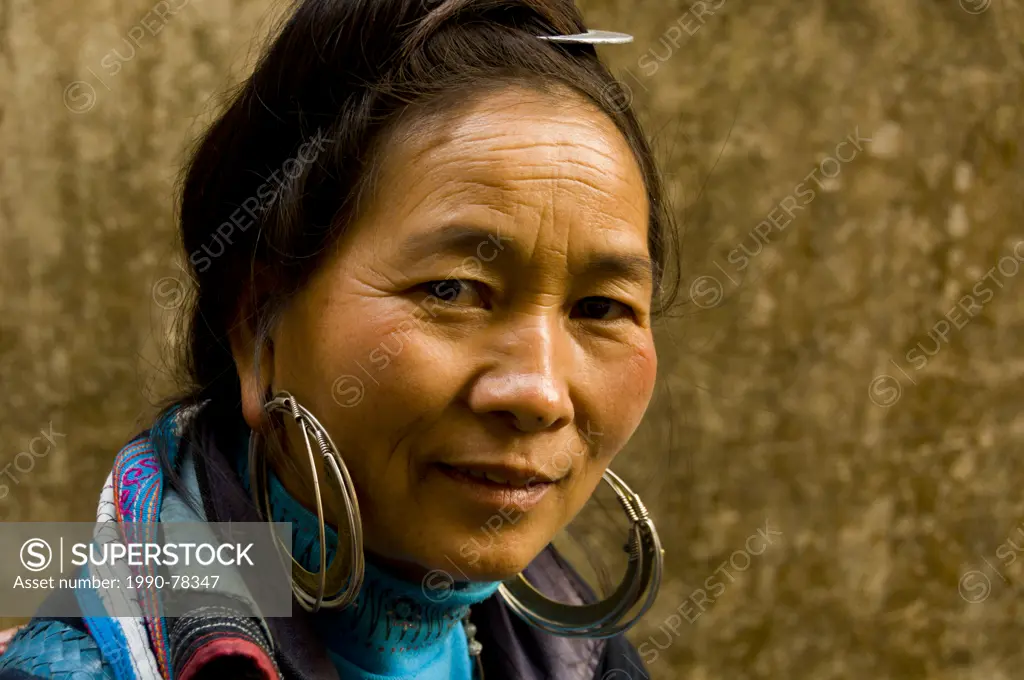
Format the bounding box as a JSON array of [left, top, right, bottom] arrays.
[[365, 552, 434, 584], [315, 559, 496, 674]]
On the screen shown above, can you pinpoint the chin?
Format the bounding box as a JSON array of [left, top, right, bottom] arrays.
[[443, 552, 527, 583], [416, 531, 550, 584]]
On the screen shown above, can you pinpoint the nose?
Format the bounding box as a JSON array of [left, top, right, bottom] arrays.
[[467, 322, 574, 434]]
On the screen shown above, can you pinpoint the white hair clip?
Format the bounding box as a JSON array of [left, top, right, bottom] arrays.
[[537, 29, 634, 44]]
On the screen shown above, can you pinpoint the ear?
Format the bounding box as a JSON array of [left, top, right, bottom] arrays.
[[228, 304, 275, 433]]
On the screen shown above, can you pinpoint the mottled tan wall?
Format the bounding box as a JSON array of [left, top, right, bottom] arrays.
[[2, 0, 1023, 677]]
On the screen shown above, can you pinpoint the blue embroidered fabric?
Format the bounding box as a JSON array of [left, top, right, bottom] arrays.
[[0, 621, 115, 680], [236, 442, 501, 680]]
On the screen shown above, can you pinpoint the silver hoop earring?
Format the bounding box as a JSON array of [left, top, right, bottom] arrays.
[[248, 390, 365, 612], [497, 468, 663, 638]]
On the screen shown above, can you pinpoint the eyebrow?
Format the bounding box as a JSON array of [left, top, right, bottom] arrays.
[[398, 223, 654, 285], [578, 252, 654, 285]]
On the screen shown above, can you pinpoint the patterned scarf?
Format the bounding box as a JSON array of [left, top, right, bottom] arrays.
[[74, 405, 277, 680]]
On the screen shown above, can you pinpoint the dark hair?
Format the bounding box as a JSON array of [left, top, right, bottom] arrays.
[[161, 0, 681, 499]]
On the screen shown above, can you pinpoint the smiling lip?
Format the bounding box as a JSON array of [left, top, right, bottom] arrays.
[[432, 463, 559, 511]]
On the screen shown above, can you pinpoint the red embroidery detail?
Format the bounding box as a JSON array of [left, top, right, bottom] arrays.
[[177, 636, 277, 680]]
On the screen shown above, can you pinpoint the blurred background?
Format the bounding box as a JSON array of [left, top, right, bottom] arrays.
[[2, 0, 1023, 677]]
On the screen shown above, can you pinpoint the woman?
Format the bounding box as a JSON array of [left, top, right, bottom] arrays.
[[0, 0, 680, 677]]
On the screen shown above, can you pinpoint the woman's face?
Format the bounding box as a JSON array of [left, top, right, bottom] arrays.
[[237, 85, 658, 582]]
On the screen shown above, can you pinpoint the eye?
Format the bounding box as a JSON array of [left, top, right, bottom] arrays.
[[572, 296, 634, 321], [421, 279, 489, 308]]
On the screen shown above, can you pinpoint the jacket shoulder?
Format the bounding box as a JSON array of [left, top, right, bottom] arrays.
[[475, 544, 651, 680], [595, 632, 651, 679], [0, 619, 114, 680]]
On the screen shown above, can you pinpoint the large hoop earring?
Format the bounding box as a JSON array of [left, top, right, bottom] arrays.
[[248, 390, 365, 612], [497, 468, 663, 638]]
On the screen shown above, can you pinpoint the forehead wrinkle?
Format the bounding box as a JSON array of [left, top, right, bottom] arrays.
[[415, 152, 642, 220], [392, 173, 638, 233], [407, 145, 636, 191], [439, 136, 639, 188], [396, 159, 641, 228], [409, 175, 508, 213], [453, 132, 643, 212], [490, 174, 631, 203], [441, 135, 624, 166], [426, 101, 637, 168]]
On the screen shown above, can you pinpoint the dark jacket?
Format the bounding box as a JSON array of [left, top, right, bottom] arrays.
[[0, 417, 651, 680]]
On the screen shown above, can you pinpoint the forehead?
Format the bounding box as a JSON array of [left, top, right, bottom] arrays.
[[363, 86, 649, 257]]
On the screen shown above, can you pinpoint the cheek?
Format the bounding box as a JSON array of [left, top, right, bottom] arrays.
[[273, 296, 458, 511], [588, 339, 657, 459], [627, 341, 658, 405], [355, 306, 464, 402], [279, 291, 459, 434]]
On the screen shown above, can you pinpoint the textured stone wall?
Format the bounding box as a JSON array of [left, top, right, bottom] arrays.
[[2, 0, 1023, 677]]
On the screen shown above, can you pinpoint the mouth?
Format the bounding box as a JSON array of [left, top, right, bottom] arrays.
[[432, 463, 561, 510], [439, 463, 560, 486]]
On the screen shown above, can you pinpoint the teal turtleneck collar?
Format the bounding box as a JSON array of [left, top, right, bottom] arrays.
[[235, 441, 500, 680]]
